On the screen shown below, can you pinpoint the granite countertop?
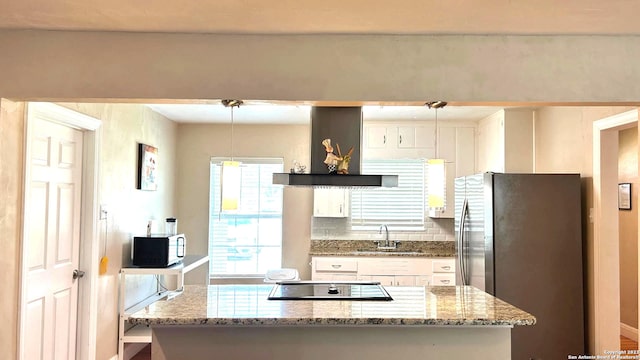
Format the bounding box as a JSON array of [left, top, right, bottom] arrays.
[[309, 240, 456, 257], [128, 285, 535, 327], [308, 250, 454, 257]]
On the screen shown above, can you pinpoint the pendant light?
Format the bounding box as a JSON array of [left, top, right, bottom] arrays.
[[220, 99, 243, 211], [425, 101, 447, 210]]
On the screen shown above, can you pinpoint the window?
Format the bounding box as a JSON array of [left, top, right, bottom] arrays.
[[351, 159, 425, 230], [209, 158, 283, 276]]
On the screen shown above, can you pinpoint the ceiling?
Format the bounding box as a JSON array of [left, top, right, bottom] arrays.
[[4, 0, 630, 123], [147, 104, 505, 124], [1, 0, 640, 35]]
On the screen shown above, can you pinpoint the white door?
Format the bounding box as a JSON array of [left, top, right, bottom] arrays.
[[21, 118, 83, 360]]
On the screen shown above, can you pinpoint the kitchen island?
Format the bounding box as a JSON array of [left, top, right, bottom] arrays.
[[128, 284, 535, 360]]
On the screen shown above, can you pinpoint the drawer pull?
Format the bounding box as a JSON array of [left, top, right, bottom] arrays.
[[441, 266, 451, 271], [440, 279, 451, 284], [331, 264, 342, 269]]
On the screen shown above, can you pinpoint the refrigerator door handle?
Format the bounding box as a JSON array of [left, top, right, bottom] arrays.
[[458, 198, 469, 285]]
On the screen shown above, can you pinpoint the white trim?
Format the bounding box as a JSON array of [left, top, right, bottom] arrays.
[[19, 102, 102, 360], [28, 102, 101, 131], [621, 323, 639, 342], [592, 108, 638, 355]]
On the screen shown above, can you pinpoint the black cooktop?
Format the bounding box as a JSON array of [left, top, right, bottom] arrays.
[[267, 281, 393, 301]]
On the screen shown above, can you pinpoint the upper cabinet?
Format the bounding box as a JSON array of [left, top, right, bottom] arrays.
[[364, 124, 436, 158], [397, 125, 435, 149]]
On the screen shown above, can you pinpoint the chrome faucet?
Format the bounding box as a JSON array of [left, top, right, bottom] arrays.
[[376, 224, 398, 250]]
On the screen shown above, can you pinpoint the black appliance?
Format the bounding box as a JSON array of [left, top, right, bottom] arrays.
[[268, 281, 393, 301], [455, 172, 584, 359], [132, 234, 185, 267]]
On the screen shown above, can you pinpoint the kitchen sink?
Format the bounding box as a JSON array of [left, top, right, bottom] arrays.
[[268, 281, 393, 301]]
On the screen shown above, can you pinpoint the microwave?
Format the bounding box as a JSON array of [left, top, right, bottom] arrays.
[[132, 234, 185, 267]]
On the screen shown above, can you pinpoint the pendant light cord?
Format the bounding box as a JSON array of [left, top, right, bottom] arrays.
[[230, 105, 234, 161], [435, 108, 438, 159]]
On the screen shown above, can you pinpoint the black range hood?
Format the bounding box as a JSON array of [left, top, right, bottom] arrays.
[[272, 107, 398, 188]]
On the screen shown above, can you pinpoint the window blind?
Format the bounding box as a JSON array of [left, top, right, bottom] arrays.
[[209, 157, 283, 276], [351, 159, 425, 230]]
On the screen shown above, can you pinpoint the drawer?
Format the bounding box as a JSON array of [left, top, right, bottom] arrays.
[[432, 273, 455, 286], [432, 260, 455, 273], [315, 258, 357, 272]]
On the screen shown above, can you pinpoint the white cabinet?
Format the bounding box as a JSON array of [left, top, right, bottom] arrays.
[[364, 124, 436, 158], [313, 188, 350, 217], [455, 127, 476, 176], [362, 122, 476, 218], [118, 255, 209, 360], [428, 126, 476, 218], [366, 126, 388, 149], [311, 256, 456, 287], [431, 259, 456, 286]]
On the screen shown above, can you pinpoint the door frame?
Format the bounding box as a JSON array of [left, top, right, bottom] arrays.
[[20, 102, 102, 360], [592, 109, 638, 354]]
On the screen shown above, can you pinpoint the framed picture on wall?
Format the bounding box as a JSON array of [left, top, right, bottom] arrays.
[[618, 183, 631, 210], [137, 143, 158, 191]]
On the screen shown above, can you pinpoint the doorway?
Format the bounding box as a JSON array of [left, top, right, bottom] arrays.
[[592, 109, 638, 354], [19, 102, 102, 360]]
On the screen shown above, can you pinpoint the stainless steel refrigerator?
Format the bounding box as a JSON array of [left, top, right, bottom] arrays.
[[455, 172, 584, 360]]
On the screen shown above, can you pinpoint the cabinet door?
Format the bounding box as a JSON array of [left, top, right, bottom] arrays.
[[394, 276, 416, 286], [313, 188, 349, 217], [437, 126, 456, 162], [397, 127, 415, 148], [456, 127, 475, 176], [414, 125, 436, 149], [369, 275, 395, 286], [415, 275, 431, 287], [366, 126, 388, 149]]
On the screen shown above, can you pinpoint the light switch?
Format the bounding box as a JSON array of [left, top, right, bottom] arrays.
[[99, 204, 108, 220]]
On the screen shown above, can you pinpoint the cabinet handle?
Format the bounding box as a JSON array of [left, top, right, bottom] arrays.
[[331, 264, 342, 269], [399, 135, 402, 144], [440, 279, 451, 284], [441, 266, 451, 271], [383, 135, 386, 144], [339, 204, 342, 213]]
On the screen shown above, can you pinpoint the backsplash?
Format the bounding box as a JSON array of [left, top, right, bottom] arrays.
[[310, 216, 454, 241]]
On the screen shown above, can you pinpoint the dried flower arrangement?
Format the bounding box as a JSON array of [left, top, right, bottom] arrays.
[[322, 138, 354, 174]]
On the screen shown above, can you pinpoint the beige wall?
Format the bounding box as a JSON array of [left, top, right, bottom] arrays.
[[534, 106, 637, 353], [0, 99, 25, 360], [175, 123, 313, 281], [3, 32, 640, 102], [618, 127, 638, 329]]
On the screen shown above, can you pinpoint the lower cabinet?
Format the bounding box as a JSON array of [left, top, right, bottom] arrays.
[[311, 256, 455, 286]]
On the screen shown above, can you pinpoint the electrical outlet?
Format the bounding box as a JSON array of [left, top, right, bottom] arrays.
[[99, 204, 108, 220]]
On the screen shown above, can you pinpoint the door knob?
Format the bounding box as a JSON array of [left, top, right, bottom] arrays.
[[73, 269, 85, 280]]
